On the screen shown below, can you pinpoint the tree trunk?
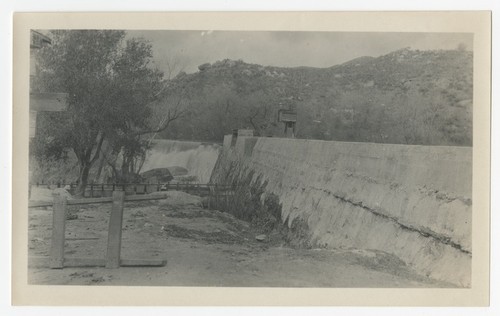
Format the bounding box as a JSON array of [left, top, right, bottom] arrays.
[[135, 151, 147, 175], [75, 162, 91, 197], [94, 150, 106, 183], [120, 157, 130, 183]]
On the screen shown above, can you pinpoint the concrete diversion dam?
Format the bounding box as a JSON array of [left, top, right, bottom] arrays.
[[209, 135, 472, 287]]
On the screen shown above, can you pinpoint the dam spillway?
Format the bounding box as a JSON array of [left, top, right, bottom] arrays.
[[141, 140, 221, 184]]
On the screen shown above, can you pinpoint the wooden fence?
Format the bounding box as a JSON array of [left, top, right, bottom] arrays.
[[32, 191, 168, 269], [30, 181, 238, 213], [29, 186, 238, 269], [30, 182, 235, 198], [28, 192, 171, 209]]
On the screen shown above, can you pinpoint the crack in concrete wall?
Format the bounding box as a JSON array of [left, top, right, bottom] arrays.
[[331, 192, 471, 255]]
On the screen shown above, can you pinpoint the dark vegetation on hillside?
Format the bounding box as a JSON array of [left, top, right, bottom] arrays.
[[156, 48, 472, 146]]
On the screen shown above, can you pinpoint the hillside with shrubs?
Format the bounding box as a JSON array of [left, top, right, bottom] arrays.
[[157, 47, 472, 146]]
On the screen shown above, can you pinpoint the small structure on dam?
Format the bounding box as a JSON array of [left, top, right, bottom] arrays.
[[278, 108, 297, 138]]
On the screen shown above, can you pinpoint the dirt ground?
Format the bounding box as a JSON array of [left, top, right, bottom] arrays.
[[28, 190, 454, 287]]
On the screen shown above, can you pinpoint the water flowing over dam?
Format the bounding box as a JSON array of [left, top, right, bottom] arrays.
[[141, 140, 221, 183]]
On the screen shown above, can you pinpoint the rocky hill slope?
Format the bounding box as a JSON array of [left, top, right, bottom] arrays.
[[155, 48, 472, 146]]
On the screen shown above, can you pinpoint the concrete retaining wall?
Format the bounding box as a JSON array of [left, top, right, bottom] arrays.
[[211, 135, 472, 286]]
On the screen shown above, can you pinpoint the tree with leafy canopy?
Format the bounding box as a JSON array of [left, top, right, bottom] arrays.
[[32, 30, 181, 195]]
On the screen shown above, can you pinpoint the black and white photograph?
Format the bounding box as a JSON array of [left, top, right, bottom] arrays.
[[11, 11, 491, 306]]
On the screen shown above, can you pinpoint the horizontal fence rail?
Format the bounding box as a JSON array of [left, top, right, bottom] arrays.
[[30, 182, 235, 198], [28, 193, 171, 208]]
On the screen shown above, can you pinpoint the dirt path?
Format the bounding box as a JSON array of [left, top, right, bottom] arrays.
[[28, 191, 454, 287]]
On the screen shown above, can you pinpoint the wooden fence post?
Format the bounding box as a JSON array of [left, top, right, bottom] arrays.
[[49, 193, 67, 268], [215, 184, 219, 208], [207, 187, 211, 209], [105, 191, 125, 268]]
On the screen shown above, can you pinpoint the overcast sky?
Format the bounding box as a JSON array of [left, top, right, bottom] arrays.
[[126, 31, 473, 76]]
